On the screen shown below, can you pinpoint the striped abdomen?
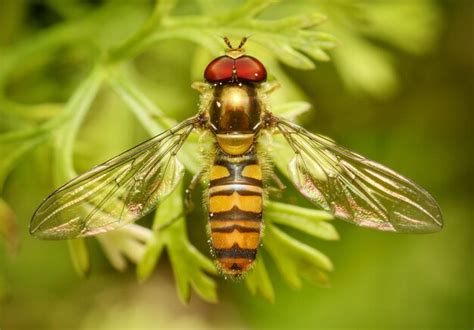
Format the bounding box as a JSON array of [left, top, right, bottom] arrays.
[[208, 150, 263, 276]]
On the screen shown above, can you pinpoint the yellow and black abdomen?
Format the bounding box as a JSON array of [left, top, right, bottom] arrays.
[[208, 149, 263, 276]]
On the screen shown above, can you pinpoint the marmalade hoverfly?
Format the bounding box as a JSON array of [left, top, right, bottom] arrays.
[[30, 37, 443, 277]]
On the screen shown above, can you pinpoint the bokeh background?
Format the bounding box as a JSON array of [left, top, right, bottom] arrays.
[[0, 0, 472, 329]]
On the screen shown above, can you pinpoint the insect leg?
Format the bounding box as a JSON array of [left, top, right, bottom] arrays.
[[261, 81, 281, 95], [155, 214, 183, 232], [184, 169, 204, 214], [191, 82, 209, 93], [271, 172, 286, 191], [154, 170, 204, 232], [267, 172, 287, 197]]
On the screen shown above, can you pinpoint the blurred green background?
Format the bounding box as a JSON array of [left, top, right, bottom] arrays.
[[0, 0, 472, 329]]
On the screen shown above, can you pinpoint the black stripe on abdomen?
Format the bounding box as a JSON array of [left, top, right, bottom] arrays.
[[214, 245, 257, 259], [209, 206, 262, 221], [211, 224, 260, 233]]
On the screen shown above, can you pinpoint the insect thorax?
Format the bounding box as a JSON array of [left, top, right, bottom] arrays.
[[209, 83, 262, 155]]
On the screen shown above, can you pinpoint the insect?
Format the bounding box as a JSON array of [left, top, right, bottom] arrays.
[[30, 37, 443, 277]]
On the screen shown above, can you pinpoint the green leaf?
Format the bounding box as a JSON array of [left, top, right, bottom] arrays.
[[273, 0, 441, 97], [300, 45, 331, 62], [245, 256, 275, 302], [54, 67, 104, 184], [137, 236, 165, 281], [97, 225, 153, 272], [361, 0, 441, 54], [108, 70, 174, 131], [67, 239, 90, 277], [266, 201, 338, 241], [52, 68, 103, 276], [264, 225, 333, 289], [256, 38, 315, 69], [266, 200, 333, 222], [266, 134, 294, 178], [332, 31, 398, 98], [142, 181, 218, 304], [107, 0, 336, 70], [108, 71, 202, 174], [168, 240, 218, 304]]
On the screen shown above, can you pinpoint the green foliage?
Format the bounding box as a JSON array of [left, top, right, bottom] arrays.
[[266, 201, 338, 241], [0, 198, 18, 255], [293, 0, 441, 97], [0, 0, 443, 304], [138, 181, 218, 304], [264, 225, 333, 288]]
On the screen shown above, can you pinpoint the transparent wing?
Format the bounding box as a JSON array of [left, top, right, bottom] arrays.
[[272, 115, 443, 233], [30, 116, 200, 239]]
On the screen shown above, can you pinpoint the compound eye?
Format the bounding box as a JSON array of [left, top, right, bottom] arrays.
[[204, 56, 234, 83], [234, 56, 267, 82]]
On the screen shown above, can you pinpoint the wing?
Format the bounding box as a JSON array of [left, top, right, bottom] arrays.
[[30, 116, 200, 239], [272, 115, 443, 233]]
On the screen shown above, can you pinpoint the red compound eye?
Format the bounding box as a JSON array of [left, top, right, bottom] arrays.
[[204, 56, 234, 82], [204, 55, 267, 83], [235, 56, 267, 82]]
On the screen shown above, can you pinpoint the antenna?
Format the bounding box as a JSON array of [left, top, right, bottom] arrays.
[[237, 37, 248, 49], [222, 36, 249, 50]]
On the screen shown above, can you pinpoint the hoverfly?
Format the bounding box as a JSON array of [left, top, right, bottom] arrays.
[[31, 37, 443, 277]]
